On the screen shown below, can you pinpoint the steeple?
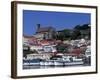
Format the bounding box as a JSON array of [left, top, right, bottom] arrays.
[[37, 24, 41, 29]]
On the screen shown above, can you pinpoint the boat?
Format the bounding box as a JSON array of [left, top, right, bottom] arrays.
[[40, 61, 45, 66], [54, 61, 64, 66], [64, 61, 84, 66], [40, 60, 54, 66], [23, 59, 41, 66]]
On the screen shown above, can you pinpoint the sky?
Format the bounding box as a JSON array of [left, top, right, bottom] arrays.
[[23, 10, 90, 36]]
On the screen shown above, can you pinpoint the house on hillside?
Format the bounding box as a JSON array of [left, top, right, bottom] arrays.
[[34, 24, 56, 40], [23, 35, 38, 46]]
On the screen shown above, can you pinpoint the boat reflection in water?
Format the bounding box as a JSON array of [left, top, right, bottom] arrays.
[[23, 58, 86, 69]]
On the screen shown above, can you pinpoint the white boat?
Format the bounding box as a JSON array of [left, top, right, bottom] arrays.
[[44, 61, 49, 66], [23, 62, 40, 66], [40, 61, 54, 66], [23, 62, 30, 66], [72, 57, 83, 62], [48, 61, 54, 65], [54, 61, 63, 66], [40, 61, 45, 66], [23, 59, 41, 66], [64, 61, 84, 66], [29, 62, 40, 65]]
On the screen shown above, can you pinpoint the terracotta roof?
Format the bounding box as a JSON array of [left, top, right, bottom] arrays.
[[24, 35, 37, 39]]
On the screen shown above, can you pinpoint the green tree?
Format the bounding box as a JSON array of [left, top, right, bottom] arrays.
[[71, 29, 81, 40], [74, 24, 90, 30], [56, 43, 67, 53], [56, 29, 72, 41], [71, 24, 90, 39]]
